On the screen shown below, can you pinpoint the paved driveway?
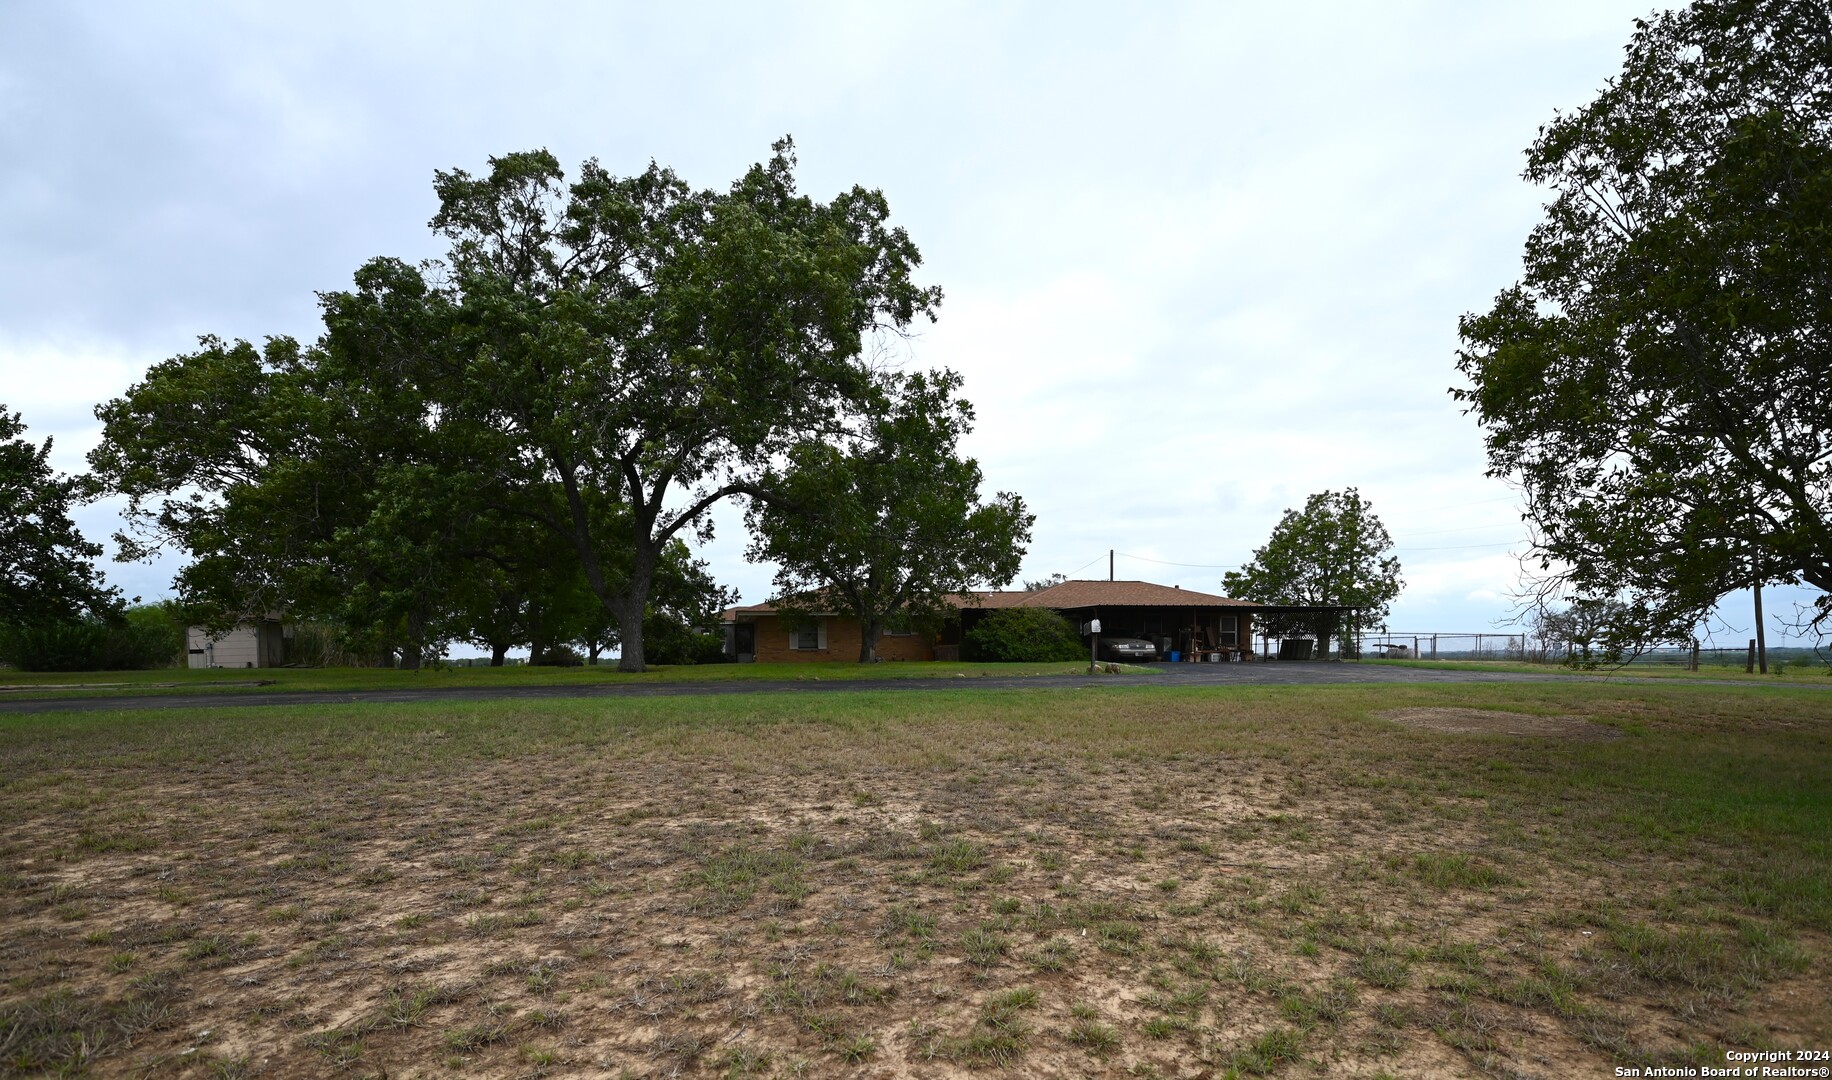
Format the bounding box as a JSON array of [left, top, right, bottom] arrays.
[[0, 661, 1776, 715]]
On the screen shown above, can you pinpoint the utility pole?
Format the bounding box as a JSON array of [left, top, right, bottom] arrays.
[[1754, 581, 1768, 674], [1109, 549, 1114, 582]]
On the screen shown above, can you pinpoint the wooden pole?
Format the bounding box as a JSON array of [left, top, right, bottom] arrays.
[[1754, 582, 1768, 674], [1747, 639, 1756, 674]]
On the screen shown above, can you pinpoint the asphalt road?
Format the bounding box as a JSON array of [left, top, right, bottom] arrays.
[[0, 661, 1777, 714]]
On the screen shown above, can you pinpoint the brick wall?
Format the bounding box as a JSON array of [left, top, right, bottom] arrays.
[[748, 615, 935, 663]]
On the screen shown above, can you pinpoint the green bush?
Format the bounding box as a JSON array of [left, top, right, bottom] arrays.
[[644, 621, 727, 665], [0, 604, 183, 672], [531, 643, 583, 667], [962, 608, 1086, 663]]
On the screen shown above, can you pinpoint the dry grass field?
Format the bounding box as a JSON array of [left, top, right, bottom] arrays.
[[2, 681, 1828, 1078]]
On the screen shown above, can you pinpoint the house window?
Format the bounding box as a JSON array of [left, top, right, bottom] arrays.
[[884, 628, 914, 637], [1218, 616, 1238, 646], [790, 621, 826, 651]]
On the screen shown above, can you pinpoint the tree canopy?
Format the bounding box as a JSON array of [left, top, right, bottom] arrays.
[[91, 140, 938, 669], [1, 406, 117, 626], [746, 370, 1031, 662], [1455, 0, 1832, 647], [418, 140, 939, 669], [1222, 489, 1402, 655]]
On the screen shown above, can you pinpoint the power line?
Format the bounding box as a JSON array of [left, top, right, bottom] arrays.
[[1395, 522, 1523, 538], [1405, 494, 1521, 514], [1059, 552, 1109, 578], [1115, 551, 1239, 570]]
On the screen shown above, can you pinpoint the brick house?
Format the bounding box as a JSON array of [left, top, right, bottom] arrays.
[[721, 580, 1268, 662]]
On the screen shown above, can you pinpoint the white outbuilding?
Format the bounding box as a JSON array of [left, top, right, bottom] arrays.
[[185, 618, 289, 669]]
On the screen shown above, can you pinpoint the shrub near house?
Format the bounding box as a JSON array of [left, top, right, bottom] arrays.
[[962, 608, 1085, 662]]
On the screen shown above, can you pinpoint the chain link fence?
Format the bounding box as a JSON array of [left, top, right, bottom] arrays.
[[1360, 633, 1800, 671], [1359, 633, 1532, 661]]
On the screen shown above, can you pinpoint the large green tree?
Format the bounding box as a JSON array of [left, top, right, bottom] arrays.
[[394, 139, 937, 670], [91, 329, 479, 668], [1, 406, 117, 625], [746, 370, 1032, 662], [1222, 489, 1402, 656], [1455, 0, 1832, 648], [92, 141, 935, 670]]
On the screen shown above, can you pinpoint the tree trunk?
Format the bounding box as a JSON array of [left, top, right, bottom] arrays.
[[399, 608, 428, 671], [858, 616, 882, 663], [490, 642, 507, 667], [608, 543, 659, 673], [588, 641, 602, 665], [1754, 582, 1768, 674], [610, 593, 646, 672], [552, 454, 660, 674]]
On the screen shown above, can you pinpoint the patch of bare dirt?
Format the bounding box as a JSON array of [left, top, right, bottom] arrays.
[[0, 713, 1815, 1078], [1375, 706, 1623, 741]]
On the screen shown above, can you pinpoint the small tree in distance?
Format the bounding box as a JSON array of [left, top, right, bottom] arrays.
[[1222, 488, 1402, 657]]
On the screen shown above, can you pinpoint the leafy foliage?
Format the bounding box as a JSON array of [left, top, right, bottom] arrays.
[[1455, 0, 1832, 646], [1222, 489, 1401, 653], [0, 603, 182, 672], [1, 406, 116, 626], [90, 141, 931, 669], [422, 140, 939, 670], [962, 608, 1085, 663], [747, 370, 1031, 661], [90, 331, 477, 668]]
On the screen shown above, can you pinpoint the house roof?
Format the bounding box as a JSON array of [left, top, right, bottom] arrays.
[[723, 579, 1255, 621], [969, 580, 1257, 610]]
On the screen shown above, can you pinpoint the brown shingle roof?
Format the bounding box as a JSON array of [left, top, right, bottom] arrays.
[[723, 580, 1253, 622], [968, 580, 1254, 610]]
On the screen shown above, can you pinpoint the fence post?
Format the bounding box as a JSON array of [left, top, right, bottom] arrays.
[[1746, 639, 1756, 674], [1690, 640, 1699, 672]]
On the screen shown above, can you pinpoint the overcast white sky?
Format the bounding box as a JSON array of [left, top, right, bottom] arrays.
[[1, 1, 1814, 651]]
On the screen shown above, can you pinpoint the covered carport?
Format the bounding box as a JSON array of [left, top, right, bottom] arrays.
[[959, 580, 1260, 660], [948, 582, 1364, 662]]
